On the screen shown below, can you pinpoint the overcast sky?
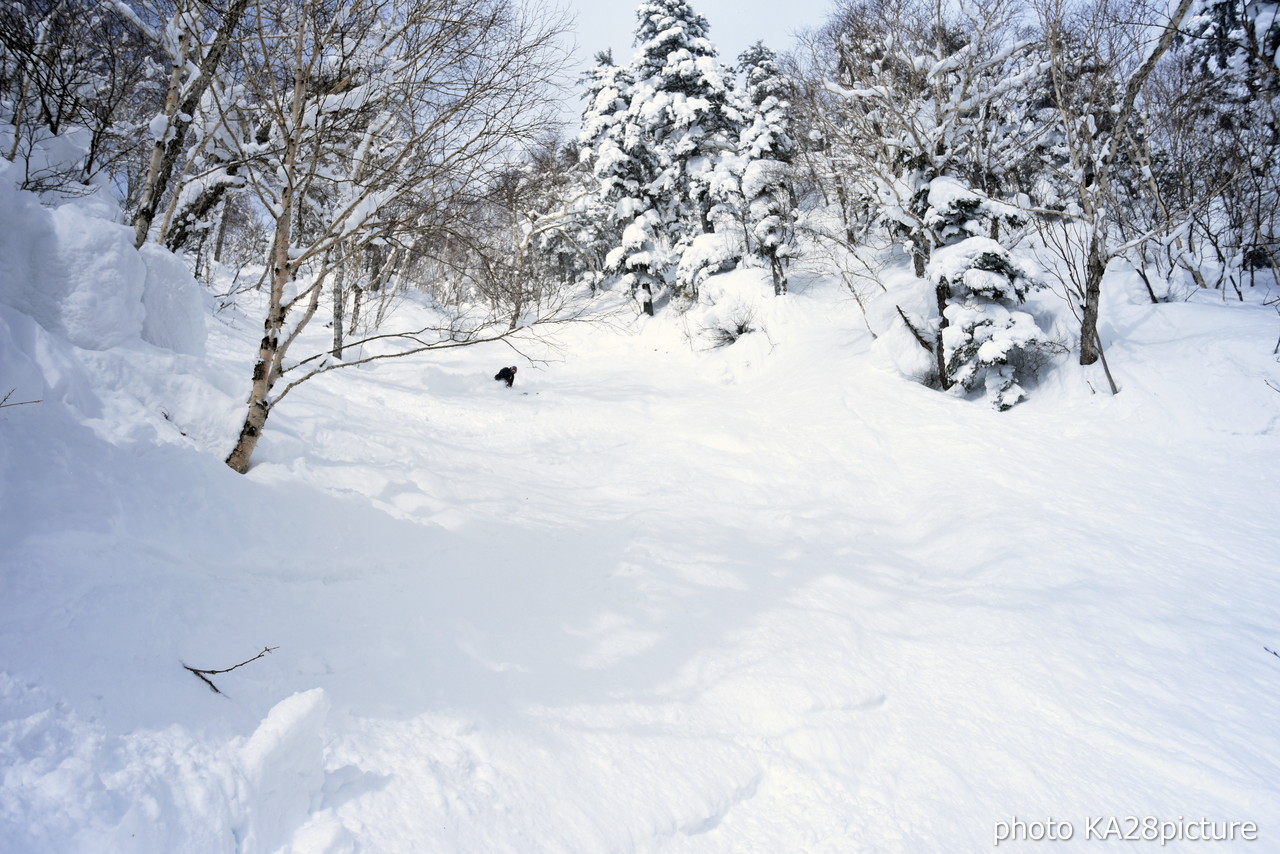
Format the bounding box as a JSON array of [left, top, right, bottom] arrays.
[[562, 0, 835, 69]]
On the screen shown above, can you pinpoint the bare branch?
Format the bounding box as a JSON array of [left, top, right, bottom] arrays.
[[182, 646, 279, 694], [0, 389, 42, 409]]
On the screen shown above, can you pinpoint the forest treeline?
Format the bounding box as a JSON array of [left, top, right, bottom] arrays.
[[3, 0, 1277, 463]]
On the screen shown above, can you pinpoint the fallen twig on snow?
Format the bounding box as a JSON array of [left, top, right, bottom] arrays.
[[183, 646, 279, 694]]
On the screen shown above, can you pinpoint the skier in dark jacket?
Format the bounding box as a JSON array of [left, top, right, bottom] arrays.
[[494, 366, 517, 387]]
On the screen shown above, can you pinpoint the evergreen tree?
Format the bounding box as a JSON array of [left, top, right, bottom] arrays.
[[1186, 0, 1280, 90], [923, 178, 1047, 409], [578, 50, 630, 166], [578, 49, 665, 314], [576, 1, 746, 312], [628, 0, 743, 302], [575, 52, 640, 298], [737, 42, 796, 295]]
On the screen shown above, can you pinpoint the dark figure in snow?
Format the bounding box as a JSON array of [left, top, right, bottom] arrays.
[[494, 366, 517, 387]]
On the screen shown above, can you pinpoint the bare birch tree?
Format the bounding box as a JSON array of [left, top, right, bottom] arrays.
[[0, 0, 157, 192], [107, 0, 252, 248], [1034, 0, 1197, 376], [222, 0, 569, 473]]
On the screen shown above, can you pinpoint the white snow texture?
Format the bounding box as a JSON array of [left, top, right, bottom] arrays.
[[1, 155, 1279, 853]]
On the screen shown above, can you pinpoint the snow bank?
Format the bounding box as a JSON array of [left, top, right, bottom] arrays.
[[866, 265, 938, 380], [139, 242, 208, 357], [0, 681, 335, 854], [0, 160, 205, 356], [234, 689, 334, 854]]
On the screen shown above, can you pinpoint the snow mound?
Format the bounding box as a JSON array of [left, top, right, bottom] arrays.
[[0, 680, 338, 854], [0, 161, 205, 356], [234, 689, 334, 854]]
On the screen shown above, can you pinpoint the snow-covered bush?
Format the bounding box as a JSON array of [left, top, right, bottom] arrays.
[[701, 304, 758, 348], [675, 232, 740, 306], [687, 266, 774, 349], [930, 237, 1046, 410], [605, 208, 669, 315]]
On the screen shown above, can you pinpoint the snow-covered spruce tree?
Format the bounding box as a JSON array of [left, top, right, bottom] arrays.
[[736, 42, 797, 295], [578, 0, 744, 313], [578, 49, 665, 314], [630, 0, 742, 246], [925, 179, 1047, 408], [932, 239, 1043, 409], [571, 53, 628, 292]]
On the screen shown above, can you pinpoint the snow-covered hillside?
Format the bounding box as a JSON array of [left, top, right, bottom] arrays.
[[2, 168, 1279, 853]]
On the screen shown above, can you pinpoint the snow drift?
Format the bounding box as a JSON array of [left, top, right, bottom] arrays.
[[2, 163, 1279, 853]]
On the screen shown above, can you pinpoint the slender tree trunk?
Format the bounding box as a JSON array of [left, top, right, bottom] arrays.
[[131, 0, 251, 249], [133, 32, 190, 248], [911, 238, 928, 279], [348, 285, 364, 334], [1093, 331, 1120, 394], [1079, 232, 1107, 365], [371, 248, 402, 329], [331, 253, 347, 359], [5, 73, 23, 162], [508, 278, 524, 330], [226, 25, 305, 474], [1136, 264, 1159, 304], [508, 234, 526, 330], [224, 216, 292, 473], [833, 178, 858, 247], [1072, 0, 1197, 368], [934, 277, 952, 389], [213, 198, 230, 264]]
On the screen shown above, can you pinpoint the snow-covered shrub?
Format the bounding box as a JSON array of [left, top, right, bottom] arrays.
[[675, 232, 740, 305], [605, 208, 669, 315], [930, 237, 1047, 410], [701, 304, 758, 348]]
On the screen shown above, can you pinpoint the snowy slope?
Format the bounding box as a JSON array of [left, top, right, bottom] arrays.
[[2, 179, 1279, 853]]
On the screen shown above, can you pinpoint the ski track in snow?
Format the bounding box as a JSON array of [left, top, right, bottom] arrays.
[[2, 270, 1279, 853]]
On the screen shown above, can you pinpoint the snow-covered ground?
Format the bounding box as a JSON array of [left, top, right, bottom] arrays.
[[2, 172, 1279, 853]]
